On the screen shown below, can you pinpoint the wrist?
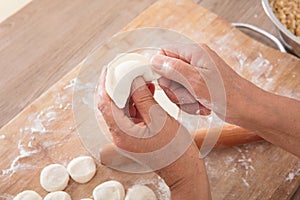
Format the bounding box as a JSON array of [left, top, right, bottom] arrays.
[[155, 144, 211, 199], [229, 81, 276, 130]]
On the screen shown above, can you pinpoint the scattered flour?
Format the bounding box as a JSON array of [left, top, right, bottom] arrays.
[[210, 33, 300, 99], [55, 93, 72, 110], [235, 51, 247, 72], [231, 50, 275, 90], [242, 178, 250, 188], [285, 162, 300, 182], [209, 26, 300, 105], [2, 140, 40, 176], [134, 176, 171, 200], [0, 194, 14, 200], [18, 90, 73, 135], [1, 77, 76, 190], [233, 146, 255, 176], [223, 47, 299, 99], [2, 96, 73, 176], [232, 146, 255, 188], [63, 103, 72, 110], [20, 106, 57, 134], [74, 79, 95, 109], [205, 144, 255, 189], [248, 52, 273, 86], [63, 78, 77, 90]]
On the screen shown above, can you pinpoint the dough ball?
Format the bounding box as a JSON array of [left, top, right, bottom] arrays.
[[93, 180, 125, 200], [105, 53, 160, 108], [44, 191, 72, 200], [40, 164, 69, 192], [80, 199, 92, 200], [67, 156, 96, 183], [125, 185, 157, 200], [13, 190, 42, 200]]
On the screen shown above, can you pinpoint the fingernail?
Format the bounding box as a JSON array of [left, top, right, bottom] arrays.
[[151, 55, 165, 70]]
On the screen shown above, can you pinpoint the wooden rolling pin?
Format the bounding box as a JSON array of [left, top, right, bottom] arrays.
[[100, 125, 263, 167], [193, 125, 262, 149]]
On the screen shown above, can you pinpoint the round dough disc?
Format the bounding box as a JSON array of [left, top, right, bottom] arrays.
[[40, 164, 69, 192], [67, 156, 96, 183], [13, 190, 42, 200], [44, 191, 72, 200], [93, 180, 125, 200], [125, 185, 157, 200]]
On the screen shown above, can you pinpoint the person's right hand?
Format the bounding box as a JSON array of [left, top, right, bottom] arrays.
[[151, 43, 258, 124], [150, 43, 300, 158]]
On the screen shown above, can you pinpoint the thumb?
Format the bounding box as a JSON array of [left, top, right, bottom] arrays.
[[131, 77, 164, 125]]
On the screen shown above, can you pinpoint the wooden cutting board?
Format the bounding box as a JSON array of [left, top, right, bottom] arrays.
[[1, 0, 300, 199]]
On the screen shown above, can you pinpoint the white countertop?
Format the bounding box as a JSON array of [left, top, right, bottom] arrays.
[[0, 0, 32, 23]]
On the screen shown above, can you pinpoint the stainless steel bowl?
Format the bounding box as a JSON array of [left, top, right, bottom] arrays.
[[262, 0, 300, 57]]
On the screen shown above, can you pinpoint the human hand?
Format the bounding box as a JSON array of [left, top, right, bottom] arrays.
[[151, 43, 256, 124], [98, 69, 211, 200]]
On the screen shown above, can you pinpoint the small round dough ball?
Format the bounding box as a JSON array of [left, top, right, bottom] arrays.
[[67, 156, 96, 183], [44, 191, 72, 200], [93, 180, 125, 200], [40, 164, 69, 192], [125, 185, 157, 200], [14, 190, 42, 200]]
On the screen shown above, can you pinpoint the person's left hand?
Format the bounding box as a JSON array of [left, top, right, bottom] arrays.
[[98, 69, 211, 200]]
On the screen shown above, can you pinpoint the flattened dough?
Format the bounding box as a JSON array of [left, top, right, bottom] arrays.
[[40, 164, 69, 192], [44, 191, 72, 200], [13, 190, 42, 200], [125, 185, 157, 200], [105, 53, 160, 108], [93, 180, 125, 200], [67, 156, 96, 183]]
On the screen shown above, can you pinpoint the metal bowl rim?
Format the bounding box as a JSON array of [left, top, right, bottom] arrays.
[[262, 0, 300, 45]]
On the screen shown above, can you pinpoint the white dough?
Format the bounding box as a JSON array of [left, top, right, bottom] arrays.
[[44, 191, 72, 200], [67, 156, 96, 183], [105, 53, 160, 108], [125, 185, 157, 200], [153, 89, 179, 119], [40, 164, 69, 192], [93, 180, 125, 200], [13, 190, 42, 200]]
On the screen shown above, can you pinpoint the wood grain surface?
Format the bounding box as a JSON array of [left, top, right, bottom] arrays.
[[0, 0, 282, 128], [1, 0, 300, 199], [0, 0, 156, 128]]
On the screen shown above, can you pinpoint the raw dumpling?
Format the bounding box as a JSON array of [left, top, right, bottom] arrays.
[[13, 190, 42, 200], [44, 191, 72, 200], [67, 156, 96, 183], [93, 180, 125, 200], [125, 185, 157, 200], [40, 164, 69, 192]]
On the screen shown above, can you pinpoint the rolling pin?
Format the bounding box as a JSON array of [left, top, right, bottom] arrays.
[[193, 125, 262, 149], [99, 125, 263, 167]]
